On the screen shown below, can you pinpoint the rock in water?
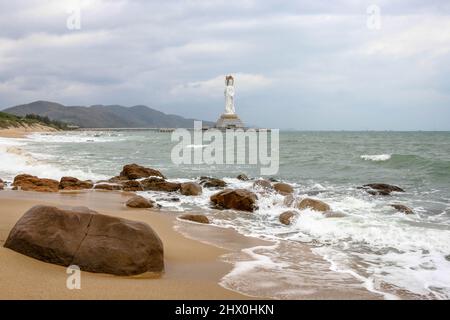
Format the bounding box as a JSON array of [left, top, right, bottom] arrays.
[[122, 180, 144, 191], [0, 178, 4, 190], [253, 179, 273, 190], [361, 183, 405, 196], [12, 174, 59, 192], [390, 204, 414, 214], [236, 174, 249, 181], [179, 214, 210, 224], [210, 189, 258, 212], [141, 177, 181, 192], [200, 177, 227, 188], [59, 177, 93, 190], [94, 183, 122, 191], [126, 196, 154, 208], [283, 194, 295, 207], [297, 198, 331, 212], [279, 211, 297, 225], [120, 163, 166, 180], [273, 182, 294, 195], [180, 182, 202, 196], [4, 205, 164, 275]]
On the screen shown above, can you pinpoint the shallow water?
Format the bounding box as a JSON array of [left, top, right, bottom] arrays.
[[1, 130, 449, 299]]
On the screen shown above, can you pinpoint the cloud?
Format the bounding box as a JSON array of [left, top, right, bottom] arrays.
[[0, 0, 449, 129]]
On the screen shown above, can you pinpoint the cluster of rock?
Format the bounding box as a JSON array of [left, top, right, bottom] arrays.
[[2, 164, 414, 226], [2, 164, 418, 278], [4, 205, 164, 276]]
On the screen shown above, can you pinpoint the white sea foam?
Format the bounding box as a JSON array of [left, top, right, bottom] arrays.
[[26, 132, 125, 143], [137, 178, 450, 299], [0, 137, 107, 181], [361, 154, 391, 161]]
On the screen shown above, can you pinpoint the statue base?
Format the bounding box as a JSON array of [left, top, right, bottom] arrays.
[[215, 113, 245, 129]]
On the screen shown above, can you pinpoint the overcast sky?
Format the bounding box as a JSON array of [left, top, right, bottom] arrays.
[[1, 0, 450, 130]]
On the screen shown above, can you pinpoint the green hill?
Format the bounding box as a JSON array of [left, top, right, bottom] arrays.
[[2, 101, 214, 128]]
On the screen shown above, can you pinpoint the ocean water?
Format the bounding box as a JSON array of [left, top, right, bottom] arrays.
[[1, 130, 450, 299]]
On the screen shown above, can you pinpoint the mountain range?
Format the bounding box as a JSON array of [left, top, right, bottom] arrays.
[[2, 101, 214, 128]]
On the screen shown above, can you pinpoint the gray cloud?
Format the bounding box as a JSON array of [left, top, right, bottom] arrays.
[[0, 0, 450, 130]]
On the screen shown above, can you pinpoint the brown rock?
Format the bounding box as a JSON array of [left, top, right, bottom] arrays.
[[279, 211, 297, 225], [4, 205, 164, 276], [180, 182, 202, 196], [108, 176, 129, 184], [12, 174, 59, 192], [362, 183, 405, 196], [273, 182, 294, 195], [94, 183, 122, 191], [59, 176, 93, 190], [0, 178, 4, 190], [126, 196, 154, 208], [297, 198, 331, 212], [120, 163, 165, 180], [253, 179, 273, 190], [283, 194, 295, 207], [210, 189, 258, 212], [122, 180, 144, 191], [179, 214, 210, 224], [390, 204, 414, 215], [141, 177, 180, 192], [237, 174, 249, 181], [200, 177, 227, 188]]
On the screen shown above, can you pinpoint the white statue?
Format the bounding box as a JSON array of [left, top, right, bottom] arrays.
[[224, 75, 235, 115]]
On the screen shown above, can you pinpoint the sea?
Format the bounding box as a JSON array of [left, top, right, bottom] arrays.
[[1, 130, 449, 299]]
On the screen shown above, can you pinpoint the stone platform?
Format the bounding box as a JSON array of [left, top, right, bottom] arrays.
[[215, 113, 244, 129]]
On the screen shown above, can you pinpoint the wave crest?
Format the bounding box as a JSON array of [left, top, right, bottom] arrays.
[[360, 154, 391, 161]]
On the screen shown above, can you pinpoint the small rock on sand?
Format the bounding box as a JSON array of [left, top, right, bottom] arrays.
[[179, 214, 210, 224]]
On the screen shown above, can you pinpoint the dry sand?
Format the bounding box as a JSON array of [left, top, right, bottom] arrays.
[[0, 124, 57, 138]]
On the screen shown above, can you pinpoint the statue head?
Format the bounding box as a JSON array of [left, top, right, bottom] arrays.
[[225, 75, 234, 86]]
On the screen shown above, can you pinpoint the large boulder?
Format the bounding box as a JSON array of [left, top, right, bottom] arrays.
[[94, 183, 122, 191], [59, 177, 93, 190], [279, 211, 297, 225], [361, 183, 405, 196], [179, 214, 210, 224], [122, 180, 144, 191], [4, 205, 164, 276], [120, 164, 166, 180], [180, 182, 202, 196], [141, 177, 180, 192], [200, 177, 227, 188], [273, 182, 294, 195], [126, 196, 155, 208], [390, 204, 414, 215], [253, 179, 273, 190], [0, 178, 4, 190], [297, 198, 331, 212], [210, 189, 258, 212], [12, 174, 59, 192]]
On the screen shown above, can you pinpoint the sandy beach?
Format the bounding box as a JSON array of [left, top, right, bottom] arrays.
[[0, 190, 258, 299], [0, 124, 57, 138]]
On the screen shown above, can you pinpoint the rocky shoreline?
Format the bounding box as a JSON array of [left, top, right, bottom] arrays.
[[1, 163, 414, 277]]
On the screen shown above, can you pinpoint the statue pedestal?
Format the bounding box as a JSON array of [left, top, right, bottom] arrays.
[[215, 113, 244, 129]]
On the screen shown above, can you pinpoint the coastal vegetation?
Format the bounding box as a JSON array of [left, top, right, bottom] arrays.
[[0, 111, 69, 130]]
